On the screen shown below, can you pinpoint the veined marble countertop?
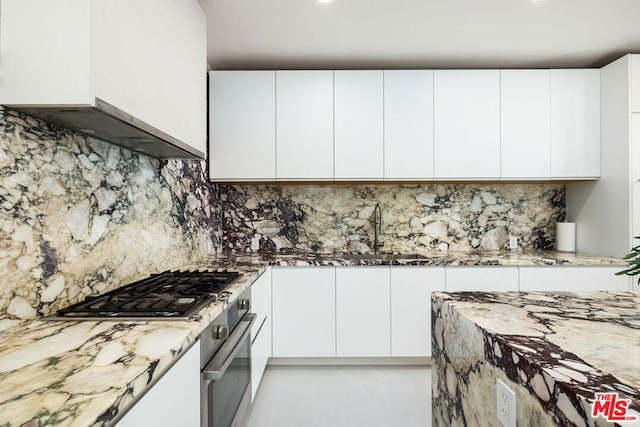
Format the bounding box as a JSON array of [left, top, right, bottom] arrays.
[[206, 249, 627, 267], [0, 250, 628, 426], [432, 290, 640, 426], [0, 264, 265, 427]]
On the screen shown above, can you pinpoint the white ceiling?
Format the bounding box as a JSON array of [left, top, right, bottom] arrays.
[[199, 0, 640, 70]]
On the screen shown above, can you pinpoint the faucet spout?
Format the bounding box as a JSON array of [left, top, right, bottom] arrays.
[[373, 203, 384, 252]]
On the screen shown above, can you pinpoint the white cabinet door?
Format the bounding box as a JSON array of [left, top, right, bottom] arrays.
[[384, 70, 434, 180], [250, 268, 271, 400], [209, 71, 276, 180], [550, 69, 600, 178], [335, 267, 390, 357], [117, 342, 200, 427], [390, 267, 445, 357], [276, 71, 334, 180], [501, 70, 551, 179], [251, 269, 271, 343], [251, 316, 271, 401], [518, 266, 630, 292], [434, 70, 501, 179], [445, 267, 519, 291], [271, 267, 336, 357], [334, 71, 384, 180], [631, 55, 640, 113]]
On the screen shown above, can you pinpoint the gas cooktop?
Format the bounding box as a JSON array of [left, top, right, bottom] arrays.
[[47, 270, 240, 320]]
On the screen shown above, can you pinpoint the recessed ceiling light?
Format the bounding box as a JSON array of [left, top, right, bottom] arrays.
[[318, 0, 332, 3]]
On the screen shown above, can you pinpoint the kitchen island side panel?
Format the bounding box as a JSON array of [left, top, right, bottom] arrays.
[[431, 291, 640, 427]]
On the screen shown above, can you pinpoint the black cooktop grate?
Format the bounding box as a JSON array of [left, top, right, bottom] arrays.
[[55, 270, 239, 319]]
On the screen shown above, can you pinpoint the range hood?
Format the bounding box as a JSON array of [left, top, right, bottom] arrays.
[[9, 98, 205, 159]]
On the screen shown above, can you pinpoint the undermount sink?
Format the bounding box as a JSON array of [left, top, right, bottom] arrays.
[[341, 253, 427, 261]]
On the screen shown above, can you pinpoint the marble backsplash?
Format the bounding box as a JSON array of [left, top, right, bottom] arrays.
[[219, 183, 565, 253], [0, 107, 219, 319], [0, 104, 568, 319]]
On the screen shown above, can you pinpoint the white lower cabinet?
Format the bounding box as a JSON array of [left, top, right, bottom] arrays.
[[336, 267, 391, 357], [271, 267, 336, 357], [250, 268, 272, 400], [250, 269, 271, 340], [518, 266, 630, 291], [445, 266, 519, 291], [251, 316, 271, 401], [117, 342, 200, 427], [268, 265, 621, 362], [390, 267, 445, 357]]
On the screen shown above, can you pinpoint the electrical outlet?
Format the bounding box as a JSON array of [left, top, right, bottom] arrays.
[[496, 379, 516, 427], [250, 236, 260, 251], [509, 236, 519, 250]]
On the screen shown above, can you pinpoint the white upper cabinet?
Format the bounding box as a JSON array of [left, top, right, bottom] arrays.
[[384, 70, 435, 180], [206, 67, 602, 182], [276, 71, 334, 180], [550, 69, 601, 178], [334, 71, 384, 180], [500, 70, 551, 179], [209, 71, 276, 181], [434, 70, 501, 179], [632, 55, 640, 113], [0, 0, 207, 158]]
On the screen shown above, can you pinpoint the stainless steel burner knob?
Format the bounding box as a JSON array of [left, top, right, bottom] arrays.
[[237, 299, 250, 310], [215, 325, 229, 340]]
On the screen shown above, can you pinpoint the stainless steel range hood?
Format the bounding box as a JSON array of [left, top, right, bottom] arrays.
[[9, 98, 205, 159]]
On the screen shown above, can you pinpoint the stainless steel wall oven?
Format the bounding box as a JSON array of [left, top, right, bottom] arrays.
[[201, 287, 254, 427]]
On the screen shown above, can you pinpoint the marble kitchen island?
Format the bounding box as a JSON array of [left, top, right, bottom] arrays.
[[432, 290, 640, 427]]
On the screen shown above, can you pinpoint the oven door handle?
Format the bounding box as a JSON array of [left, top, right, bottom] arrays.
[[202, 313, 256, 381]]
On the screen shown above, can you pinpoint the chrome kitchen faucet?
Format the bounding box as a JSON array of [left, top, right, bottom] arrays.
[[373, 203, 384, 252]]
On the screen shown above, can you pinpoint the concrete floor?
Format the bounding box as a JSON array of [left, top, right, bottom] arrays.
[[247, 365, 432, 427]]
